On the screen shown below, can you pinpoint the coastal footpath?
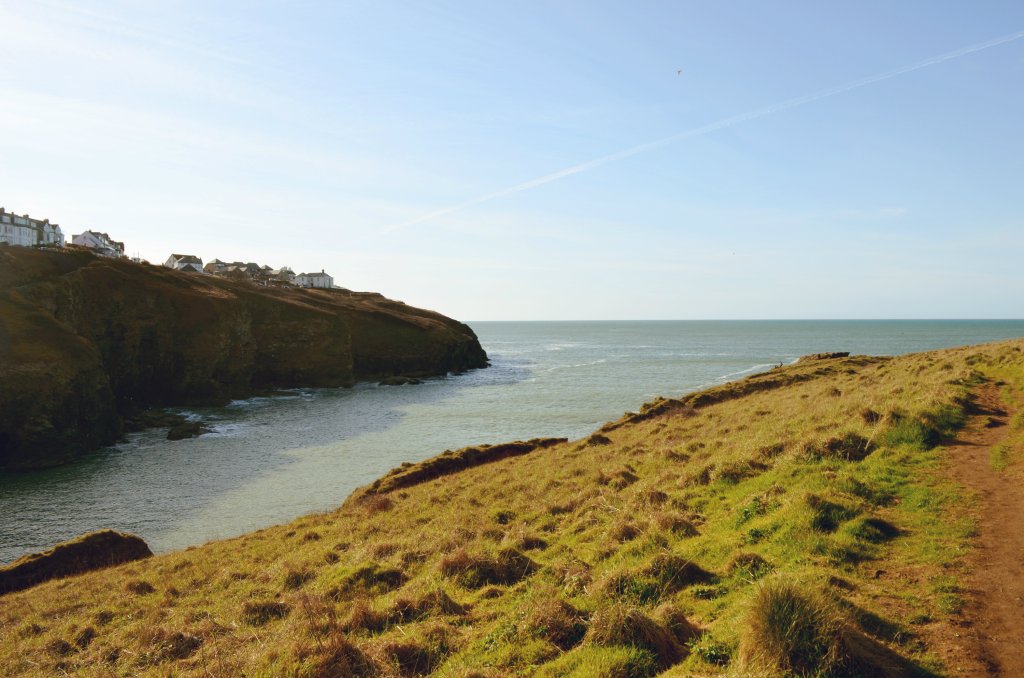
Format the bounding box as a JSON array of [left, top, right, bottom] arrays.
[[0, 248, 487, 470], [1, 338, 1022, 675]]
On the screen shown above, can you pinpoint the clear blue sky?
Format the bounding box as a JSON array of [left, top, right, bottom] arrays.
[[2, 1, 1022, 320]]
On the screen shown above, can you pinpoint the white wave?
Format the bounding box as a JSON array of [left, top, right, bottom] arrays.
[[717, 363, 776, 381], [544, 358, 608, 373]]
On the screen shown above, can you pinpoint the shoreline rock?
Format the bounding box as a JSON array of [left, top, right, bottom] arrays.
[[0, 530, 152, 595], [378, 376, 423, 386], [166, 421, 213, 441]]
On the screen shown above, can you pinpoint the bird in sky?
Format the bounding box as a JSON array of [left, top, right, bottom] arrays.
[[677, 69, 683, 75]]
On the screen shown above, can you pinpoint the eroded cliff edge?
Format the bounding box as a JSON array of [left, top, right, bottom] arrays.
[[0, 248, 487, 470]]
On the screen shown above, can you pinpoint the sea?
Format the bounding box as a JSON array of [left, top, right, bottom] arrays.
[[2, 320, 1023, 564]]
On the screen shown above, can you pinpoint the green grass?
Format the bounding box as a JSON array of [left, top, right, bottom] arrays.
[[990, 444, 1011, 472], [1, 339, 1022, 676]]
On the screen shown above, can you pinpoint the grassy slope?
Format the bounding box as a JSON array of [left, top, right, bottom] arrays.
[[2, 339, 1023, 677]]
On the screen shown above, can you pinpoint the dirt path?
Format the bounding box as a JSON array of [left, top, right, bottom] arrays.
[[945, 383, 1024, 675]]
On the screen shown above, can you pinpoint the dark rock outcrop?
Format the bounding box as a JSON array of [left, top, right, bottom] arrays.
[[353, 437, 568, 500], [798, 352, 851, 362], [0, 529, 152, 594], [166, 421, 212, 441], [0, 248, 487, 470], [378, 376, 423, 386]]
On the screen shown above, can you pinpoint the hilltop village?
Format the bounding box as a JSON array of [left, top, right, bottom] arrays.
[[0, 206, 335, 289]]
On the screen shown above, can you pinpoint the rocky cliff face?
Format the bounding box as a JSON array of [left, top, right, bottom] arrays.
[[0, 248, 487, 470]]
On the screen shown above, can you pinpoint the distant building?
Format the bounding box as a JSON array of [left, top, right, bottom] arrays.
[[203, 258, 228, 275], [164, 253, 205, 273], [295, 269, 334, 289], [204, 259, 295, 284], [266, 266, 295, 283], [0, 207, 65, 247], [72, 230, 125, 258]]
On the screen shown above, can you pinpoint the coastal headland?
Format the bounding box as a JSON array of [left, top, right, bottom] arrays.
[[0, 247, 488, 470], [2, 337, 1022, 676]]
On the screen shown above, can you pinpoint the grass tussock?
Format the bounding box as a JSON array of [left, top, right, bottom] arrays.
[[738, 580, 849, 675], [438, 548, 537, 588], [585, 603, 686, 669], [242, 600, 290, 625]]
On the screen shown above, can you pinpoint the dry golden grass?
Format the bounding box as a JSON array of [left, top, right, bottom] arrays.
[[2, 339, 1023, 676]]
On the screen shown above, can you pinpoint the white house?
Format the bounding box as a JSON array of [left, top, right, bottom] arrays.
[[0, 207, 65, 247], [294, 269, 334, 289], [72, 230, 125, 258], [164, 253, 205, 273]]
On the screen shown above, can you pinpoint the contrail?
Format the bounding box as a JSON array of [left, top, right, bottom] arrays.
[[380, 29, 1024, 234]]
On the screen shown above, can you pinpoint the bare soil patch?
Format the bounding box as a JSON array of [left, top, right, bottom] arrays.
[[944, 384, 1024, 675]]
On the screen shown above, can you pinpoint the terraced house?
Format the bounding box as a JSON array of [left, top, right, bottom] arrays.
[[0, 207, 65, 248], [163, 253, 204, 273], [71, 230, 125, 258]]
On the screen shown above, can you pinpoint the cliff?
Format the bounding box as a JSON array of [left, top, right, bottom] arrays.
[[0, 248, 487, 470]]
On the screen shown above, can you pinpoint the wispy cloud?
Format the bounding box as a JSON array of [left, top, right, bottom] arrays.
[[379, 29, 1024, 235]]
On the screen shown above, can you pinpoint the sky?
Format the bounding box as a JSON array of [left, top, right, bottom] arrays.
[[1, 1, 1023, 321]]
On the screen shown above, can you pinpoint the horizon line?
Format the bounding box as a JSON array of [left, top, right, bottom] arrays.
[[465, 318, 1024, 323]]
